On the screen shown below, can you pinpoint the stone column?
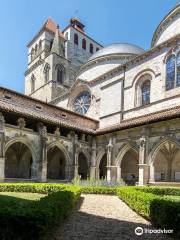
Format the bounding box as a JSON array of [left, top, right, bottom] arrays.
[[37, 123, 47, 182], [107, 138, 113, 181], [74, 134, 79, 178], [116, 166, 121, 181], [138, 136, 148, 186], [90, 138, 96, 179], [149, 163, 155, 183], [0, 113, 5, 182]]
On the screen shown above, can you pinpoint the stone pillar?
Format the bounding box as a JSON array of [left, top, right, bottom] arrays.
[[107, 138, 113, 181], [90, 138, 96, 179], [37, 123, 47, 182], [116, 166, 121, 181], [149, 163, 155, 183], [138, 136, 148, 185], [0, 113, 5, 182], [74, 134, 79, 178]]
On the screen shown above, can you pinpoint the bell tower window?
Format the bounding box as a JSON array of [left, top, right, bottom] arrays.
[[74, 33, 79, 45], [44, 64, 50, 84], [31, 74, 35, 92], [56, 64, 65, 84]]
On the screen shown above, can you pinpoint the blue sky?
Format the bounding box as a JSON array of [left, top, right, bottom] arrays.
[[0, 0, 178, 93]]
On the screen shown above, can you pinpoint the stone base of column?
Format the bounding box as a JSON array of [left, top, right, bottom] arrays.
[[138, 164, 148, 186], [0, 157, 5, 182], [106, 166, 117, 181], [90, 166, 96, 179], [74, 165, 78, 178], [39, 164, 47, 182], [106, 166, 111, 181]]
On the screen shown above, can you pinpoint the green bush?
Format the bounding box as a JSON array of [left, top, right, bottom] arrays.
[[81, 186, 118, 194], [0, 183, 81, 240], [135, 186, 180, 196], [117, 187, 180, 237]]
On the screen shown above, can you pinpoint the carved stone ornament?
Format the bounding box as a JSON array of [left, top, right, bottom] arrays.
[[54, 127, 60, 137], [17, 118, 26, 129]]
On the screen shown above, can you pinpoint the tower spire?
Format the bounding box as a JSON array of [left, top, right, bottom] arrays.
[[51, 25, 65, 57]]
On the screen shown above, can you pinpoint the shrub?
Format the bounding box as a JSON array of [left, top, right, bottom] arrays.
[[117, 187, 180, 237], [0, 183, 81, 240], [81, 186, 118, 194]]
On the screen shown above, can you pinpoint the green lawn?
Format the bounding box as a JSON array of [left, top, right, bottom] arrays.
[[0, 192, 46, 201]]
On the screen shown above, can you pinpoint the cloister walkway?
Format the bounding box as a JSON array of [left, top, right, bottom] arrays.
[[52, 194, 172, 240]]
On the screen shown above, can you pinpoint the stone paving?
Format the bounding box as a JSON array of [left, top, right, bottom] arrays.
[[52, 194, 173, 240]]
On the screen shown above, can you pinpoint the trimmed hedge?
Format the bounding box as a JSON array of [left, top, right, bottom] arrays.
[[0, 183, 81, 240], [135, 186, 180, 196], [80, 186, 117, 194], [117, 187, 180, 237]]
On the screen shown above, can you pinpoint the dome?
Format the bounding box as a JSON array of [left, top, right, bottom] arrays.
[[89, 43, 145, 61], [151, 4, 180, 47]]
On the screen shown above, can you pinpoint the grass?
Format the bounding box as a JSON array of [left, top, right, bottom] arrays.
[[0, 192, 46, 201]]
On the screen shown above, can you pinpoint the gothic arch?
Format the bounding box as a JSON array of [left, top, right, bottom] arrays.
[[96, 148, 107, 179], [148, 138, 180, 182], [5, 137, 36, 179], [96, 148, 106, 169], [47, 141, 71, 180], [148, 137, 180, 165], [115, 143, 138, 167], [5, 137, 36, 161], [47, 141, 70, 164]]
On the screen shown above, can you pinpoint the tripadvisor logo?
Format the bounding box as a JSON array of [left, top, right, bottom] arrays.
[[135, 226, 173, 235], [135, 227, 143, 236]]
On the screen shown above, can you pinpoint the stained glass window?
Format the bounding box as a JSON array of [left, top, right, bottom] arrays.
[[141, 80, 150, 106], [176, 53, 180, 87], [166, 55, 175, 90], [73, 92, 91, 115]]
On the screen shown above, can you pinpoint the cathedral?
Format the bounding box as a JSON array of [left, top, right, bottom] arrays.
[[0, 4, 180, 185]]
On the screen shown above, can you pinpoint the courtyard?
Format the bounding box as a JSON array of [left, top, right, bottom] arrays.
[[0, 183, 179, 240]]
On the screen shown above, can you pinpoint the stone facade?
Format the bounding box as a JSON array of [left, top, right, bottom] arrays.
[[1, 4, 180, 185]]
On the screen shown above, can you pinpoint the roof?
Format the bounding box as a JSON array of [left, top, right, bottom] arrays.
[[27, 17, 65, 47], [96, 105, 180, 135], [0, 87, 98, 134], [88, 43, 145, 61], [151, 3, 180, 47]]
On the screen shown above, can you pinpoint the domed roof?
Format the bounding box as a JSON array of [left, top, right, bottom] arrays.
[[89, 43, 145, 61], [151, 4, 180, 47]]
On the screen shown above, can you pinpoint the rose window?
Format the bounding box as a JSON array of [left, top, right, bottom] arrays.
[[73, 91, 91, 115]]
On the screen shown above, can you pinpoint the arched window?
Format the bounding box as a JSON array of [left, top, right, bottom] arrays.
[[74, 33, 78, 45], [166, 55, 175, 90], [176, 53, 180, 87], [96, 47, 99, 52], [82, 38, 86, 50], [44, 64, 50, 84], [90, 43, 93, 54], [31, 74, 35, 92], [56, 65, 65, 84], [141, 80, 150, 106]]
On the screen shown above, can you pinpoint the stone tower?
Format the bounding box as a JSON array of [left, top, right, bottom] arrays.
[[24, 17, 103, 103]]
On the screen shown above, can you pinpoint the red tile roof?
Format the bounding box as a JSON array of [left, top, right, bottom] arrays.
[[43, 17, 66, 39], [96, 105, 180, 135]]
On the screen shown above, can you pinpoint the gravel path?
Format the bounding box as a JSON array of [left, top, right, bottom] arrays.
[[52, 194, 173, 240]]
